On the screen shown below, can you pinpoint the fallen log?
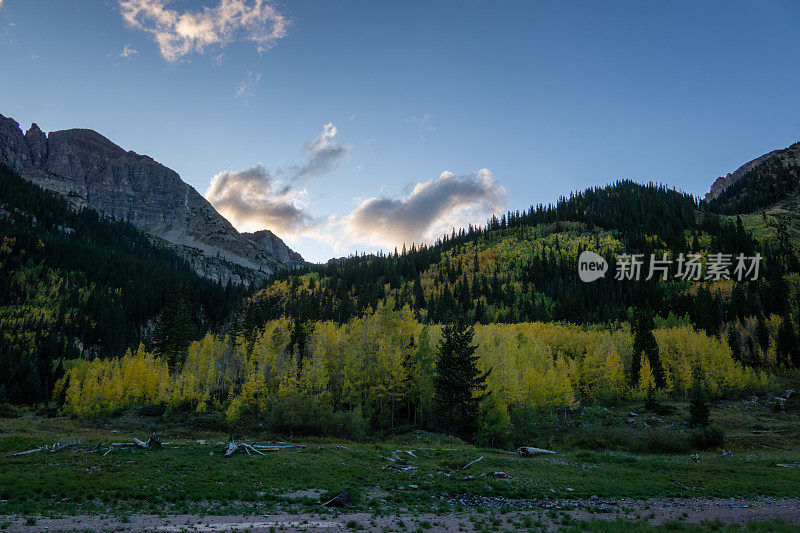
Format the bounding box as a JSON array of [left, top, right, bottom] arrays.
[[517, 446, 556, 456], [251, 444, 306, 451], [8, 446, 48, 457], [225, 439, 239, 457], [8, 439, 81, 458], [224, 439, 267, 457], [242, 443, 265, 456], [461, 456, 484, 471], [132, 434, 163, 450]]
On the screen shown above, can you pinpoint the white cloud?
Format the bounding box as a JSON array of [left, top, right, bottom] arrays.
[[120, 43, 138, 58], [338, 169, 506, 249], [118, 0, 288, 62], [204, 124, 352, 239], [234, 71, 261, 103], [282, 122, 350, 182], [205, 164, 315, 238]]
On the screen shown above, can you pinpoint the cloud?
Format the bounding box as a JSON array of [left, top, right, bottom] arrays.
[[341, 169, 506, 248], [234, 71, 261, 103], [118, 0, 288, 62], [283, 123, 350, 182], [205, 163, 315, 238], [120, 43, 138, 58]]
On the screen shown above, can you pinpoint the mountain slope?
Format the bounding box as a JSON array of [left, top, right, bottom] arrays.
[[704, 141, 800, 209], [0, 113, 304, 284], [242, 230, 304, 265], [0, 163, 247, 403], [244, 180, 785, 342]]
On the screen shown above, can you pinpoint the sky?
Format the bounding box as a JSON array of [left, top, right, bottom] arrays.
[[1, 1, 799, 263]]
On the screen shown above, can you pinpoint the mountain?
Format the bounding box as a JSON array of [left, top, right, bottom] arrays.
[[0, 163, 247, 403], [245, 180, 782, 338], [0, 113, 303, 285], [242, 230, 304, 267], [705, 141, 800, 203]]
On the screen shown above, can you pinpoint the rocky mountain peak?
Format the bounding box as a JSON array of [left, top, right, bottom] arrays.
[[242, 229, 305, 267], [705, 142, 800, 202], [24, 123, 47, 168], [0, 112, 305, 285]]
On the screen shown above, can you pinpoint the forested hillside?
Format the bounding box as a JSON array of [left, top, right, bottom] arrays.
[[5, 159, 800, 446], [705, 142, 800, 215], [0, 164, 246, 404], [53, 177, 800, 444], [244, 181, 791, 339]]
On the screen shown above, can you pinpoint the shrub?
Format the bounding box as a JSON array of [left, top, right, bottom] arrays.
[[190, 411, 228, 431], [638, 429, 692, 454], [0, 403, 21, 418], [136, 403, 167, 417], [566, 428, 627, 451], [475, 394, 511, 447], [689, 425, 725, 449]]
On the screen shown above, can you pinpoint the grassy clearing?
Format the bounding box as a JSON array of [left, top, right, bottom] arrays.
[[1, 392, 799, 518]]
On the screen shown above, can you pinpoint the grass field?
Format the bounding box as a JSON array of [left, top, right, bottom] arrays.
[[0, 388, 798, 531]]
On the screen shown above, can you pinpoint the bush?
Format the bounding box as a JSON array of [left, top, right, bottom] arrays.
[[190, 411, 228, 431], [475, 394, 511, 447], [0, 403, 21, 418], [137, 403, 167, 417], [565, 428, 627, 451], [689, 425, 725, 449], [638, 429, 692, 454]]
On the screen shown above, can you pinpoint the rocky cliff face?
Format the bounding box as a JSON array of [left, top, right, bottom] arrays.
[[704, 145, 797, 202], [0, 113, 304, 285], [242, 230, 304, 268]]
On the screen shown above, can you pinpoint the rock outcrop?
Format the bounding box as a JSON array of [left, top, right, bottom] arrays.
[[0, 113, 304, 284], [704, 145, 798, 202], [242, 230, 305, 268]]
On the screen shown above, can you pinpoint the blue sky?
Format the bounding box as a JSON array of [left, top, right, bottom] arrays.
[[1, 0, 799, 262]]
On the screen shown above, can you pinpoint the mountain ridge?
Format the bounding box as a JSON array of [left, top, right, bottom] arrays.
[[0, 113, 304, 285], [705, 141, 800, 202]]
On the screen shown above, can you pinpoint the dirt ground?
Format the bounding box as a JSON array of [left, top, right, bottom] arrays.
[[2, 497, 800, 532]]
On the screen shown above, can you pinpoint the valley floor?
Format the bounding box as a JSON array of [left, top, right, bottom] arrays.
[[1, 392, 798, 532]]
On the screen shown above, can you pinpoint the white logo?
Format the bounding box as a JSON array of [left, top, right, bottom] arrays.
[[578, 250, 608, 282]]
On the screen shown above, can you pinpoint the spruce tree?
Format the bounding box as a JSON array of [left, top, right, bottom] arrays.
[[756, 313, 770, 355], [152, 285, 193, 371], [727, 325, 741, 362], [434, 319, 490, 437], [688, 383, 710, 428], [632, 310, 666, 389]]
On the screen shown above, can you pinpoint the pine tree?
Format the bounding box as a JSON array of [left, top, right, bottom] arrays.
[[289, 317, 307, 370], [688, 383, 710, 428], [434, 319, 491, 437], [152, 286, 193, 371], [756, 313, 770, 355], [776, 314, 799, 368], [727, 325, 741, 362], [632, 310, 665, 388]]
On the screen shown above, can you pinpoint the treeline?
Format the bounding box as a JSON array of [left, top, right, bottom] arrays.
[[244, 181, 795, 338], [0, 164, 246, 404], [55, 305, 777, 443]]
